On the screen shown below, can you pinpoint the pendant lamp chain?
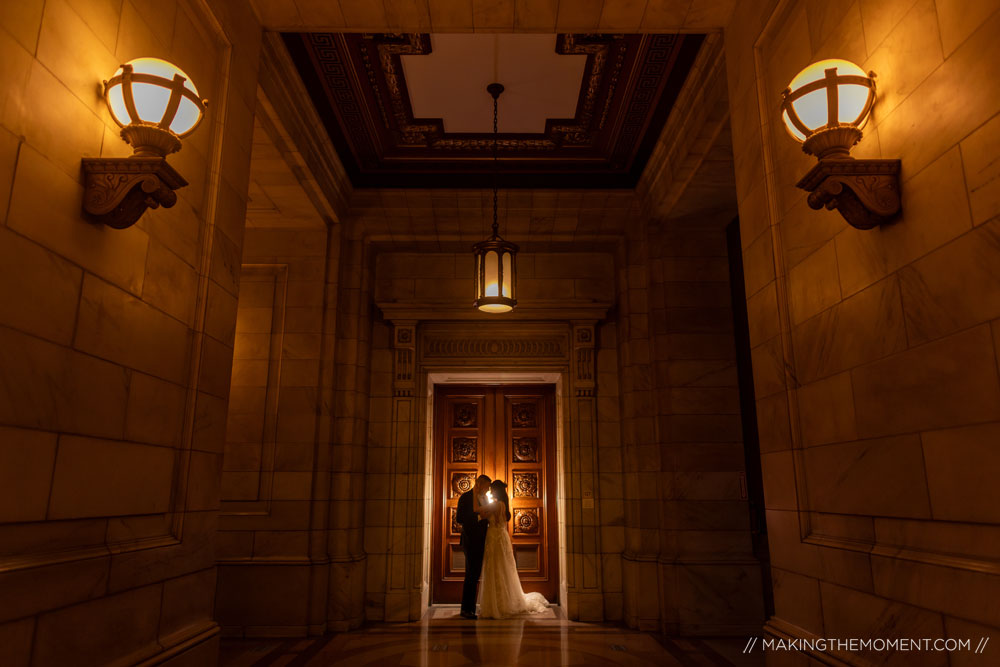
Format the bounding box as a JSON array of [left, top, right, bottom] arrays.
[[492, 89, 499, 238]]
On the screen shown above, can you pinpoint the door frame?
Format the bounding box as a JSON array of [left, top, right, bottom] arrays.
[[430, 384, 559, 603], [424, 371, 568, 608]]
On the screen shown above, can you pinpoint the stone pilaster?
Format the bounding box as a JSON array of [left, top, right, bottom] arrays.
[[565, 322, 605, 620], [381, 320, 425, 621], [616, 225, 663, 632], [326, 237, 370, 631]]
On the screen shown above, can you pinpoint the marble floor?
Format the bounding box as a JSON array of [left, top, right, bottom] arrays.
[[219, 606, 763, 666]]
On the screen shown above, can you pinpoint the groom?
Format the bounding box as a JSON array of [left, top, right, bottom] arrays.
[[456, 474, 491, 619]]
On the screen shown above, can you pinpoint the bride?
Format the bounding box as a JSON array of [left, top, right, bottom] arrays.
[[474, 479, 550, 619]]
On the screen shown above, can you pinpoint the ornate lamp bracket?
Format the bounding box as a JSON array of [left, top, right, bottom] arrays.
[[796, 158, 901, 230], [81, 157, 187, 229]]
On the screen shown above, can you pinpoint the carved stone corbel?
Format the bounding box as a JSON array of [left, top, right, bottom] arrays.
[[81, 157, 187, 229], [796, 158, 901, 230]]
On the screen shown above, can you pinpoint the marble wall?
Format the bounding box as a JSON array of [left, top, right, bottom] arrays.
[[725, 0, 1000, 661], [647, 212, 765, 636], [0, 0, 261, 665], [8, 2, 1000, 662], [325, 233, 374, 632], [215, 226, 335, 637]]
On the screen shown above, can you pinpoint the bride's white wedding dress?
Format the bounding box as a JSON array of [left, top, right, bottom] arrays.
[[479, 505, 549, 619]]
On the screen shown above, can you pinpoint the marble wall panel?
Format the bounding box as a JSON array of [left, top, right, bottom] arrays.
[[730, 0, 1000, 658]]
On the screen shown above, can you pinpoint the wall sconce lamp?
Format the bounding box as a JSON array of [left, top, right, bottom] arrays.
[[781, 59, 900, 229], [82, 58, 207, 228]]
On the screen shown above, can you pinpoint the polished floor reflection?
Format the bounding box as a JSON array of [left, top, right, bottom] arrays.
[[219, 606, 762, 666]]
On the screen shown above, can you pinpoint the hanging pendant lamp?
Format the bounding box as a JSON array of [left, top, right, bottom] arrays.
[[473, 83, 518, 314]]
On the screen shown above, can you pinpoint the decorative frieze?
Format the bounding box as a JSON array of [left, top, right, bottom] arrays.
[[423, 337, 565, 359]]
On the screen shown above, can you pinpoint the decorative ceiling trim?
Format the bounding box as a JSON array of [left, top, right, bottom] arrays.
[[282, 32, 704, 188], [637, 33, 730, 219], [259, 32, 352, 222]]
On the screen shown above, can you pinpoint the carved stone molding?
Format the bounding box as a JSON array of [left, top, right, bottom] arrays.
[[390, 320, 416, 397], [81, 157, 188, 228], [424, 337, 566, 360], [416, 323, 574, 377], [796, 158, 901, 230], [572, 323, 596, 397], [259, 32, 352, 221]]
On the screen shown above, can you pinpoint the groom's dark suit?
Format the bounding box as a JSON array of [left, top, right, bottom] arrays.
[[456, 489, 489, 615]]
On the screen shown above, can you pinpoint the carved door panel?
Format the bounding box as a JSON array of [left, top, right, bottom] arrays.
[[432, 385, 558, 604]]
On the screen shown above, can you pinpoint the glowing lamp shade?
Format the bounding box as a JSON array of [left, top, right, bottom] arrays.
[[781, 59, 875, 158], [473, 239, 517, 314], [104, 58, 207, 156]]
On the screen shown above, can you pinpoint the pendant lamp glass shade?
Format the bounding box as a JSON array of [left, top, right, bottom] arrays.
[[473, 239, 517, 313]]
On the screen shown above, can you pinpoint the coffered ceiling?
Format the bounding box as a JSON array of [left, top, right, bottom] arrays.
[[283, 31, 703, 188]]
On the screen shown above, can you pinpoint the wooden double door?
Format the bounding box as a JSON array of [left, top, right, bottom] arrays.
[[431, 385, 558, 603]]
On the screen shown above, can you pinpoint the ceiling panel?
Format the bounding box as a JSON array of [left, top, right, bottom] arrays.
[[401, 34, 586, 134]]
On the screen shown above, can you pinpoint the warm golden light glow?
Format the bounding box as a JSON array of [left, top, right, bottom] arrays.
[[781, 59, 875, 147], [473, 242, 517, 313], [479, 303, 513, 313], [486, 489, 494, 504], [106, 58, 204, 135], [484, 251, 499, 296], [501, 252, 512, 297], [778, 60, 901, 231], [104, 58, 207, 156]]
